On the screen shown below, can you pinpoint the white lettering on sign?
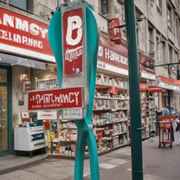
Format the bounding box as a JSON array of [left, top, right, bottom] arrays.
[[31, 92, 80, 106], [98, 45, 128, 65], [0, 29, 43, 49], [65, 46, 83, 62], [66, 15, 83, 46], [0, 13, 48, 38], [63, 108, 83, 120]]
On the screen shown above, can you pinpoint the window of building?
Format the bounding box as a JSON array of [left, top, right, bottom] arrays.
[[156, 0, 162, 13], [7, 0, 33, 12], [156, 36, 161, 63], [162, 41, 167, 63], [168, 45, 173, 63], [150, 0, 155, 7], [148, 26, 155, 58], [100, 0, 109, 16], [167, 5, 173, 31]]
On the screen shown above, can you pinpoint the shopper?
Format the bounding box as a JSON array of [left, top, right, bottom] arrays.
[[172, 115, 180, 145]]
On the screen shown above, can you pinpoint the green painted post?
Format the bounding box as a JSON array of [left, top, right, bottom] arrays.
[[48, 1, 100, 180], [124, 1, 144, 180]]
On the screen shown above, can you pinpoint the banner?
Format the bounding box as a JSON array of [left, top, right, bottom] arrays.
[[0, 7, 53, 62], [28, 87, 83, 110], [63, 8, 84, 75]]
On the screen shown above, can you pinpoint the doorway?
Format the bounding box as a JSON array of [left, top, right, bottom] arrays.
[[0, 66, 12, 154]]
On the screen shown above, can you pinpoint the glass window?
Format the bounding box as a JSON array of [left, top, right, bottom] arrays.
[[9, 0, 27, 11], [100, 0, 109, 16], [0, 69, 7, 83], [148, 26, 155, 58], [156, 0, 162, 13]]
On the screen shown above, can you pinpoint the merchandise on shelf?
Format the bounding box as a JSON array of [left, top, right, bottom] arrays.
[[141, 92, 157, 138], [33, 75, 157, 158], [14, 121, 47, 154]]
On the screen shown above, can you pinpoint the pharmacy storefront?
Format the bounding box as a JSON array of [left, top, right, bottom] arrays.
[[0, 6, 55, 154]]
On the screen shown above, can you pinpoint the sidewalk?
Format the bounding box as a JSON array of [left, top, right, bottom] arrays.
[[1, 137, 180, 180], [0, 153, 48, 175]]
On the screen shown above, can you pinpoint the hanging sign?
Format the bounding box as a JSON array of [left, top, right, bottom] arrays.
[[28, 87, 83, 110], [63, 8, 84, 76], [0, 7, 53, 62], [108, 18, 121, 44]]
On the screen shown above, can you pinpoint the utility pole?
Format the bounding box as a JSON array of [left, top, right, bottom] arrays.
[[124, 1, 144, 180]]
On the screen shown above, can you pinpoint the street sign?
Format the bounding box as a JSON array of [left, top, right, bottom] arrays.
[[63, 8, 84, 76], [28, 87, 83, 110]]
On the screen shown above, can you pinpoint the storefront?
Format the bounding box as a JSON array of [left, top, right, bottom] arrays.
[[157, 76, 180, 110], [0, 65, 12, 154], [0, 6, 55, 155]]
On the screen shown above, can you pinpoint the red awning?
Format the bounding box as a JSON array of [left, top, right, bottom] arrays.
[[140, 84, 164, 93], [159, 76, 180, 86]]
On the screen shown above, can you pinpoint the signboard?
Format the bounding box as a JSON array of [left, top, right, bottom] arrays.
[[28, 87, 83, 110], [63, 108, 83, 120], [0, 7, 54, 62], [37, 111, 57, 120], [108, 18, 121, 44], [63, 8, 84, 75]]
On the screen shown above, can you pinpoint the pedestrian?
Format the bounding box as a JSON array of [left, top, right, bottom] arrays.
[[172, 115, 180, 145]]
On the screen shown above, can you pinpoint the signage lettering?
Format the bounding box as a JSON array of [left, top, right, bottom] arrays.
[[63, 8, 84, 75], [66, 15, 83, 46], [98, 45, 128, 65], [0, 7, 52, 60], [28, 87, 83, 110]]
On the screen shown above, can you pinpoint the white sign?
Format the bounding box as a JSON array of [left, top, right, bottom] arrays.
[[37, 111, 57, 120], [62, 108, 83, 120]]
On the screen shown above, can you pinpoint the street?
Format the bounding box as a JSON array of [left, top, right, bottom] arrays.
[[1, 138, 180, 180]]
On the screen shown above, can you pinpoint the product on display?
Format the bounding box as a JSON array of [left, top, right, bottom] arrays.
[[14, 114, 47, 156], [28, 73, 157, 158]]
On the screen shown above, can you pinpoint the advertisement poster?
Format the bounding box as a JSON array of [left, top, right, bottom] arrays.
[[63, 8, 84, 75]]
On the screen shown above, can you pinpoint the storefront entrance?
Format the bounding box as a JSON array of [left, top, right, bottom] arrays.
[[0, 66, 12, 154]]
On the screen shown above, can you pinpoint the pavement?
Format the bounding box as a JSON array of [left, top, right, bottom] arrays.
[[0, 153, 48, 175], [0, 137, 180, 180]]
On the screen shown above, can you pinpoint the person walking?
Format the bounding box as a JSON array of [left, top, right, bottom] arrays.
[[172, 115, 180, 145]]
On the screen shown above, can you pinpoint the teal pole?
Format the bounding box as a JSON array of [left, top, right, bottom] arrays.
[[48, 1, 100, 180], [124, 1, 144, 180]]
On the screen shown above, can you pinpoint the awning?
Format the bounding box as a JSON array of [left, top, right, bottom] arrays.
[[0, 53, 46, 70], [158, 76, 180, 92]]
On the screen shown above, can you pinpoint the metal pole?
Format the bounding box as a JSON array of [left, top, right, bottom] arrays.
[[124, 1, 144, 180]]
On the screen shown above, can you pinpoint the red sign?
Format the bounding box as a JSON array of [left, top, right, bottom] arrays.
[[98, 37, 128, 68], [108, 18, 121, 44], [0, 7, 53, 61], [63, 8, 84, 75], [28, 87, 83, 110]]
